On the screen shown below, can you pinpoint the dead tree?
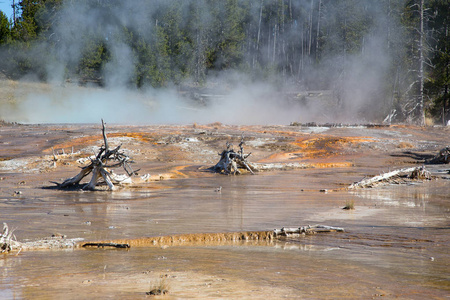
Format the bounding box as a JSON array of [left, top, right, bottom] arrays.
[[349, 166, 431, 189], [212, 137, 256, 175], [1, 223, 19, 253], [56, 120, 139, 190]]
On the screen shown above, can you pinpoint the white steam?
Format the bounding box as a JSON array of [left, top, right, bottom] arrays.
[[0, 0, 395, 125]]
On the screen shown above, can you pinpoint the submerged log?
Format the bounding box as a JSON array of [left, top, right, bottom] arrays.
[[82, 242, 130, 249]]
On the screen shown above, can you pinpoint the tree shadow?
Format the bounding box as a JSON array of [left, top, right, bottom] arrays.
[[390, 151, 435, 163], [41, 182, 84, 191]]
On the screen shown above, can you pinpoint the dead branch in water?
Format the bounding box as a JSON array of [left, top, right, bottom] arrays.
[[1, 223, 21, 253], [273, 225, 345, 236], [55, 119, 139, 190], [83, 242, 130, 249], [349, 166, 431, 189], [212, 136, 257, 175]]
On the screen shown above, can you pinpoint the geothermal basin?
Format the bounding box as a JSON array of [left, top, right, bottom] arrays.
[[0, 123, 449, 299]]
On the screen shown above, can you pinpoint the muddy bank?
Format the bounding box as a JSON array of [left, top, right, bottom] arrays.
[[0, 123, 449, 299]]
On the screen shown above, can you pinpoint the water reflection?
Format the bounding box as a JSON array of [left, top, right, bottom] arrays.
[[0, 172, 449, 298]]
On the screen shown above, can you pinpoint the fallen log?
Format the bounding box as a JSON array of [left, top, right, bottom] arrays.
[[273, 225, 345, 236], [349, 166, 431, 189], [82, 242, 130, 249]]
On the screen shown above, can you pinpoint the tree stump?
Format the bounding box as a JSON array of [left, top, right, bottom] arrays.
[[212, 138, 257, 175], [55, 120, 139, 190]]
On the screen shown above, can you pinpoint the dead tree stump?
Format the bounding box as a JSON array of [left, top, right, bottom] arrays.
[[55, 120, 139, 190], [212, 138, 257, 175], [428, 146, 450, 164]]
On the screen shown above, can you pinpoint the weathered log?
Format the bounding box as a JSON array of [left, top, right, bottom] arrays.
[[82, 242, 130, 249], [349, 166, 420, 189], [273, 225, 344, 236]]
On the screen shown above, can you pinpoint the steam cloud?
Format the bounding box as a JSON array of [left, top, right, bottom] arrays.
[[0, 0, 393, 125]]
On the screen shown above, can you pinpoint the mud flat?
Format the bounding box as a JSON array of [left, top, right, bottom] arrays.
[[0, 123, 449, 299]]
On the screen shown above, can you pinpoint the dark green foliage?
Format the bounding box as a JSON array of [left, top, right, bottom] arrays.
[[77, 39, 110, 85], [425, 0, 450, 124], [0, 11, 11, 44]]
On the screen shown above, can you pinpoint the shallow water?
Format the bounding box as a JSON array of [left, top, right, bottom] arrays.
[[1, 170, 449, 299]]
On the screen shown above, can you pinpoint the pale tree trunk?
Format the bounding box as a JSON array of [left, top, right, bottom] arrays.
[[443, 24, 449, 125], [253, 0, 263, 69], [273, 24, 277, 63], [418, 0, 425, 125], [308, 0, 314, 56], [315, 0, 322, 60]]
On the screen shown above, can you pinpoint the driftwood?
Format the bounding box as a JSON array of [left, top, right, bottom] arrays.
[[273, 225, 345, 236], [82, 242, 130, 249], [212, 137, 257, 175], [349, 166, 431, 189], [1, 223, 19, 253], [55, 120, 139, 190]]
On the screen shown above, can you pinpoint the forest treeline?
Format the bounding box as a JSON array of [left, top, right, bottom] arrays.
[[0, 0, 448, 124]]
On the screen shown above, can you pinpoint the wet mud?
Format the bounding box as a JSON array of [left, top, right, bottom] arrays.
[[0, 123, 449, 299]]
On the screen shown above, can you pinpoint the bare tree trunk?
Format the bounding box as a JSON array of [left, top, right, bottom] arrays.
[[281, 0, 286, 78], [299, 23, 304, 79], [315, 0, 322, 60], [308, 0, 314, 56], [255, 0, 263, 67], [418, 0, 425, 125], [444, 23, 449, 125], [267, 24, 271, 62], [273, 24, 277, 63]]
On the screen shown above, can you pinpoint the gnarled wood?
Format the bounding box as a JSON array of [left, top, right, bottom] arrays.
[[56, 120, 138, 190], [1, 223, 21, 253], [212, 137, 257, 175]]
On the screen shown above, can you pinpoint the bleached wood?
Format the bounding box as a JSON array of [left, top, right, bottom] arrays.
[[57, 120, 138, 191], [349, 167, 417, 189]]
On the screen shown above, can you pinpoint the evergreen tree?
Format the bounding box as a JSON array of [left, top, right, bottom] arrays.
[[426, 0, 450, 124], [0, 11, 11, 44]]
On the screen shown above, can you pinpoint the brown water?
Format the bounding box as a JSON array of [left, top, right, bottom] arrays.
[[1, 170, 449, 299]]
